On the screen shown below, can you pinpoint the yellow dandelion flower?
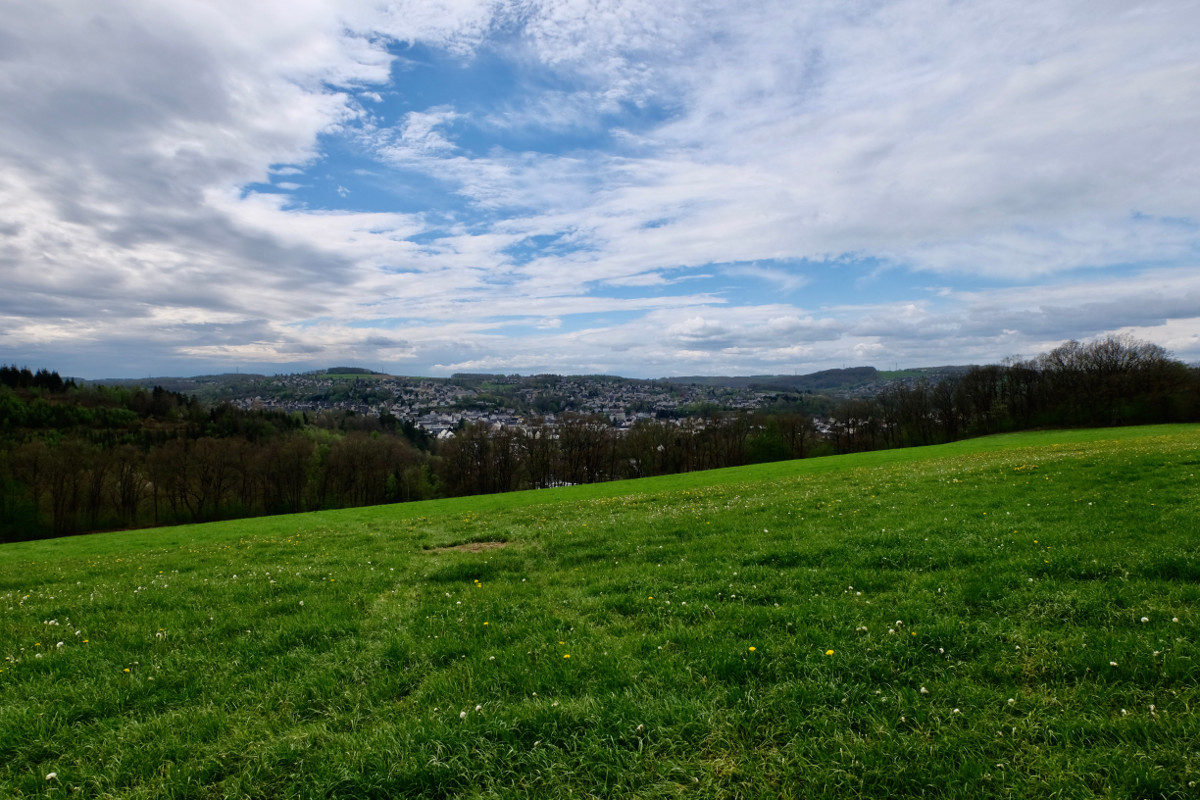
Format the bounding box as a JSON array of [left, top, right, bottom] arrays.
[[563, 654, 571, 659], [748, 646, 756, 652], [825, 649, 835, 655]]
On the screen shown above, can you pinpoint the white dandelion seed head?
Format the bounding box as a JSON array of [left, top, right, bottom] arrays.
[[46, 773, 57, 781], [1110, 661, 1119, 667], [459, 711, 468, 719], [1141, 617, 1150, 623]]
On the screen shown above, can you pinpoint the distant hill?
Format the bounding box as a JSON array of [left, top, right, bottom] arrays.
[[89, 372, 267, 390], [666, 367, 878, 389], [318, 367, 386, 375], [666, 366, 980, 396], [86, 365, 982, 404]]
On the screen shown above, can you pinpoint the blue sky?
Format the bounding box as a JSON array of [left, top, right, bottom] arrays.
[[2, 0, 1199, 378]]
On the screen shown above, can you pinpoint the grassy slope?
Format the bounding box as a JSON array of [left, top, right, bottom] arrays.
[[2, 425, 1199, 798]]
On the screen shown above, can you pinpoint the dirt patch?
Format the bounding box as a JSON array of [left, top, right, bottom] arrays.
[[428, 540, 509, 553]]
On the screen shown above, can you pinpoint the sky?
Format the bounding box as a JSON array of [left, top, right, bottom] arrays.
[[2, 0, 1199, 379]]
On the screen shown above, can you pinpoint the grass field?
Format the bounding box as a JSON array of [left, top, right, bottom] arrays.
[[2, 425, 1199, 798]]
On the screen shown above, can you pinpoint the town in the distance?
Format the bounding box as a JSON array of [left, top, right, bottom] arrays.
[[95, 365, 966, 439]]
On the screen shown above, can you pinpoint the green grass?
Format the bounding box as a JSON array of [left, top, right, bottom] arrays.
[[3, 424, 1199, 798]]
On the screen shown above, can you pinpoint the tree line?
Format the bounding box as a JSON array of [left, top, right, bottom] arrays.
[[823, 337, 1198, 452], [1, 365, 77, 393], [1, 336, 1197, 542]]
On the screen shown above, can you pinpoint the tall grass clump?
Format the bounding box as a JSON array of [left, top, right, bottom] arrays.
[[2, 424, 1198, 798]]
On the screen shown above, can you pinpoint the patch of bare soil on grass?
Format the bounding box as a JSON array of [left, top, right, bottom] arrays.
[[427, 540, 509, 553]]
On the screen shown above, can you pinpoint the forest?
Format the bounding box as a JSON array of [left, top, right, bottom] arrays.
[[1, 336, 1197, 542]]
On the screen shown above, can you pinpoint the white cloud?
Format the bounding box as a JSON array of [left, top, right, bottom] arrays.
[[378, 107, 464, 160], [2, 0, 1198, 378]]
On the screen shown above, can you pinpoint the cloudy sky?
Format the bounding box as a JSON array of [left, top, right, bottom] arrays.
[[2, 0, 1199, 379]]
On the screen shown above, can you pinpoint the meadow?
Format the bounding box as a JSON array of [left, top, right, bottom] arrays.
[[2, 425, 1198, 798]]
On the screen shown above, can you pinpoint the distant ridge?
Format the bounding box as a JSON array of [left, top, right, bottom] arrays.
[[665, 366, 975, 393], [317, 367, 384, 375], [84, 365, 979, 399], [88, 372, 266, 389], [666, 367, 883, 391]]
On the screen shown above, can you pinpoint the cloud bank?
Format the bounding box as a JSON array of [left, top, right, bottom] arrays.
[[2, 0, 1198, 377]]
